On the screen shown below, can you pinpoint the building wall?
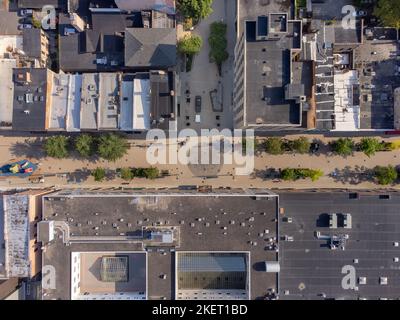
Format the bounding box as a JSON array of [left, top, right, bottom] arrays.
[[70, 252, 81, 300]]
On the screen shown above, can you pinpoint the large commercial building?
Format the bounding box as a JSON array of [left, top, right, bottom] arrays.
[[39, 189, 279, 300], [233, 8, 309, 130]]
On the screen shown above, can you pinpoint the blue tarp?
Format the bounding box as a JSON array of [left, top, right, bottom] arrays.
[[0, 160, 37, 178]]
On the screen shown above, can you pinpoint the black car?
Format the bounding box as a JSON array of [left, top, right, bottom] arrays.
[[195, 96, 201, 113]]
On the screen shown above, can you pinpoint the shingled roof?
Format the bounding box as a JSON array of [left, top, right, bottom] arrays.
[[124, 28, 176, 68]]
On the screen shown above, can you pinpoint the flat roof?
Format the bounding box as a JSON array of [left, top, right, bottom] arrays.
[[80, 73, 99, 130], [279, 191, 400, 300], [18, 0, 62, 8], [12, 68, 48, 131], [149, 72, 174, 130], [0, 59, 16, 128], [245, 36, 299, 125], [48, 73, 82, 131], [120, 75, 151, 131], [22, 29, 43, 60], [41, 191, 278, 300], [98, 73, 119, 129], [0, 11, 19, 36], [72, 251, 146, 299], [176, 252, 248, 288]]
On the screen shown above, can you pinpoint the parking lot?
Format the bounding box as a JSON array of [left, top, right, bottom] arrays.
[[279, 191, 400, 300], [355, 30, 400, 129]]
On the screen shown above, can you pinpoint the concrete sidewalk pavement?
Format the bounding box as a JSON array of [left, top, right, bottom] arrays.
[[0, 134, 399, 190]]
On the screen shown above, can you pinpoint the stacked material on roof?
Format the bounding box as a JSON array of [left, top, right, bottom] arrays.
[[3, 195, 29, 278]]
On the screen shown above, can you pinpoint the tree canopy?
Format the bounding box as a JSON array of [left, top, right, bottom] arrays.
[[374, 0, 400, 29], [44, 136, 70, 158], [291, 137, 311, 154], [331, 138, 355, 156], [209, 22, 229, 74], [359, 137, 383, 157], [178, 34, 203, 55], [97, 134, 129, 162], [264, 137, 284, 155], [177, 0, 213, 21], [92, 167, 106, 182], [374, 165, 398, 185], [75, 134, 96, 157]]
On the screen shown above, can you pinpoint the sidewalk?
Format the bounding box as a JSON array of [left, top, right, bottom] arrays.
[[0, 135, 399, 190]]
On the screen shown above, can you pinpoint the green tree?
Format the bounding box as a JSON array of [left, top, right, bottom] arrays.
[[75, 134, 96, 157], [97, 134, 129, 162], [91, 167, 106, 182], [143, 167, 160, 180], [307, 169, 324, 182], [374, 0, 400, 29], [178, 34, 203, 55], [120, 167, 133, 181], [281, 168, 297, 181], [331, 138, 355, 156], [132, 167, 160, 179], [264, 137, 284, 155], [281, 168, 323, 181], [374, 165, 398, 185], [177, 0, 213, 21], [292, 137, 311, 154], [359, 137, 383, 157], [208, 22, 229, 75], [44, 136, 70, 158], [31, 16, 42, 29]]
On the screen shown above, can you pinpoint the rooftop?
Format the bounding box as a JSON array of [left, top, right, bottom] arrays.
[[124, 28, 177, 69], [41, 190, 278, 300], [1, 194, 30, 279], [12, 68, 50, 131], [22, 29, 44, 61], [279, 191, 400, 300], [71, 251, 147, 300], [58, 12, 140, 72], [243, 16, 303, 126]]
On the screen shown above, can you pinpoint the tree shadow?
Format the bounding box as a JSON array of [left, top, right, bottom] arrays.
[[251, 168, 280, 181], [105, 169, 116, 181], [329, 165, 373, 185], [9, 138, 45, 160], [66, 168, 91, 183]]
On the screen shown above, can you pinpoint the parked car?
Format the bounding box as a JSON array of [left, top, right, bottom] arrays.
[[19, 9, 33, 17], [18, 24, 33, 30], [356, 10, 367, 17], [195, 95, 201, 113]]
